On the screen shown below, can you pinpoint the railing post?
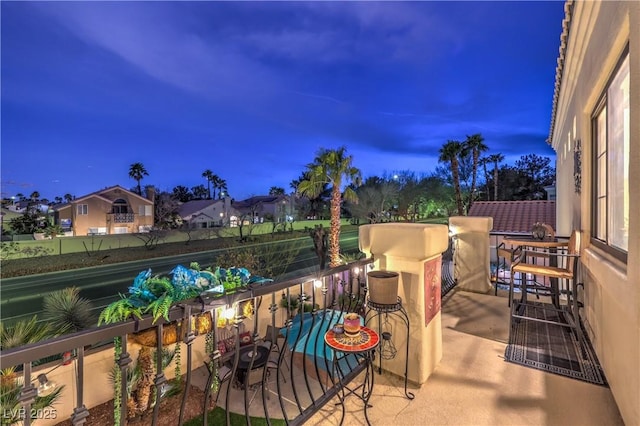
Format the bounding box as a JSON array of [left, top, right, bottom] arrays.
[[70, 346, 89, 425], [18, 362, 37, 426], [117, 335, 132, 426]]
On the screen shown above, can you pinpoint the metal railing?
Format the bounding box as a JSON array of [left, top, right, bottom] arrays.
[[3, 251, 457, 426], [110, 213, 135, 223]]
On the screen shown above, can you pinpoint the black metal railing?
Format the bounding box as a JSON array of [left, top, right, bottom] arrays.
[[111, 213, 135, 223], [1, 258, 375, 426]]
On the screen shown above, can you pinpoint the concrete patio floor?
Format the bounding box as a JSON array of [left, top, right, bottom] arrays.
[[194, 289, 624, 425]]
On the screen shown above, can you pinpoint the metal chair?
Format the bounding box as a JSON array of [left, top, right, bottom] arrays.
[[510, 230, 584, 349], [205, 362, 233, 405], [262, 324, 290, 380]]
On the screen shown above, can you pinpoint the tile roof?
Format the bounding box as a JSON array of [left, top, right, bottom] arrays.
[[467, 201, 556, 233], [177, 199, 221, 217]]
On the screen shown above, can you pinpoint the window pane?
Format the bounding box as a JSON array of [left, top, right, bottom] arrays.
[[597, 198, 606, 239], [607, 56, 629, 251], [597, 106, 607, 156]]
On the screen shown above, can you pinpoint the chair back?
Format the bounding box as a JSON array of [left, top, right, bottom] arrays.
[[264, 324, 280, 343]]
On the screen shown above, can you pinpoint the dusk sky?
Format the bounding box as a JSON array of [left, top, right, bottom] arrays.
[[1, 1, 562, 202]]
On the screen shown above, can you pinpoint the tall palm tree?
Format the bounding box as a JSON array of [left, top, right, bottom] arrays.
[[298, 147, 361, 268], [63, 193, 73, 203], [216, 178, 228, 199], [488, 153, 505, 200], [463, 134, 488, 210], [202, 169, 214, 199], [128, 163, 149, 195], [479, 157, 491, 200], [439, 140, 465, 215], [30, 191, 40, 202]]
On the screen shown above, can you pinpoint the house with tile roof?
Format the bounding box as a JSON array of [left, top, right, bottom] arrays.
[[53, 185, 154, 236], [467, 200, 556, 234]]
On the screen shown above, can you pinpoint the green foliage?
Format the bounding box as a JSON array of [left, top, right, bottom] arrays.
[[0, 367, 64, 426], [0, 242, 53, 261], [184, 406, 286, 426], [0, 316, 52, 350], [43, 287, 94, 334], [98, 295, 144, 325]]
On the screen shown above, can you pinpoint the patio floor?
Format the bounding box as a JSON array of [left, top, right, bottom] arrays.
[[193, 288, 624, 425]]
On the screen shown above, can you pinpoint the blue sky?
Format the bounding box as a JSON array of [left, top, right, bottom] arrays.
[[1, 1, 562, 201]]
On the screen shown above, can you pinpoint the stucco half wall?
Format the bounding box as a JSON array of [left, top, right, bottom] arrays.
[[358, 223, 449, 384]]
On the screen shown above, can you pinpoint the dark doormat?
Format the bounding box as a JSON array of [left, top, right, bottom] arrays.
[[504, 302, 608, 386]]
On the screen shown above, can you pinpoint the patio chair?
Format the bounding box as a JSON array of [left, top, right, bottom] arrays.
[[262, 324, 290, 380], [510, 230, 584, 347], [205, 362, 233, 405]]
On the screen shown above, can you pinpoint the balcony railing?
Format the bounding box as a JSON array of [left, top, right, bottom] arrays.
[[2, 249, 456, 426], [110, 213, 135, 223]]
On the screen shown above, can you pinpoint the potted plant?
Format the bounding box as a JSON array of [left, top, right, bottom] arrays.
[[98, 261, 271, 422]]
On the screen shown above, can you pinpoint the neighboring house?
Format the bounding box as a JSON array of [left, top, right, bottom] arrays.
[[549, 1, 638, 424], [468, 200, 556, 234], [177, 198, 239, 228], [54, 185, 154, 236], [233, 195, 293, 224]]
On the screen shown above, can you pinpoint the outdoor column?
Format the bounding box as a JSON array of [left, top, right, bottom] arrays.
[[359, 223, 449, 385], [449, 216, 493, 293]]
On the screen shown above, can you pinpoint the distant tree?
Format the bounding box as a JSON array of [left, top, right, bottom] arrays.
[[269, 186, 286, 196], [462, 134, 488, 210], [479, 157, 491, 200], [439, 140, 465, 215], [191, 184, 208, 200], [172, 185, 193, 203], [15, 193, 25, 201], [63, 193, 74, 203], [29, 191, 40, 202], [488, 153, 505, 200], [54, 196, 63, 204], [298, 146, 361, 268], [514, 154, 555, 199], [217, 178, 228, 199], [128, 162, 149, 195], [202, 169, 215, 199], [348, 176, 398, 224], [154, 191, 181, 229]]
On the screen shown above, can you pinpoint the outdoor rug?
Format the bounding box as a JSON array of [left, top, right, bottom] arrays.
[[504, 302, 607, 386]]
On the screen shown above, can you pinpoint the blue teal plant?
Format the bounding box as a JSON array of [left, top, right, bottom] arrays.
[[98, 263, 272, 325]]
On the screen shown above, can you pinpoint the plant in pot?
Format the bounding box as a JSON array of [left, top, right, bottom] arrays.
[[98, 262, 271, 422]]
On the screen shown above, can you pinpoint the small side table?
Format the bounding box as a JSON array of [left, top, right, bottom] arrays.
[[325, 326, 380, 426]]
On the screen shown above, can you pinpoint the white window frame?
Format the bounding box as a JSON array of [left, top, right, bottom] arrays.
[[77, 204, 88, 215], [591, 49, 629, 263]]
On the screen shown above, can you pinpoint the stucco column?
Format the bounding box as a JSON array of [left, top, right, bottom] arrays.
[[449, 216, 493, 293], [359, 223, 449, 384]]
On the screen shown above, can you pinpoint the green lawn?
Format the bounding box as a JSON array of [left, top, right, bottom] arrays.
[[184, 407, 286, 426]]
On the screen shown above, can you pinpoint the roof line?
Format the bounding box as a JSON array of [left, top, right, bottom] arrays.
[[547, 0, 575, 145]]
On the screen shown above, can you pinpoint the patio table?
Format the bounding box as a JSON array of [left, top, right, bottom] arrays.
[[325, 326, 379, 426]]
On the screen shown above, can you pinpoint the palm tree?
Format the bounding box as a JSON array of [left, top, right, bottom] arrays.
[[298, 146, 361, 268], [479, 157, 491, 200], [269, 186, 285, 196], [216, 178, 228, 199], [128, 163, 149, 195], [202, 169, 214, 199], [63, 193, 73, 203], [439, 140, 465, 215], [463, 134, 488, 210], [488, 153, 505, 200], [30, 191, 40, 202]]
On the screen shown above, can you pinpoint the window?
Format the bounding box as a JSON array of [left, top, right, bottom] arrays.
[[77, 204, 88, 215], [139, 205, 152, 216], [112, 199, 128, 214], [592, 51, 629, 262]]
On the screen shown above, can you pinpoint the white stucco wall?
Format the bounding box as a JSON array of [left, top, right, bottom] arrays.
[[550, 2, 639, 424]]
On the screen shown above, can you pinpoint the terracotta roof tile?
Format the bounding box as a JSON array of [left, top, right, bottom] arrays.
[[467, 201, 556, 233]]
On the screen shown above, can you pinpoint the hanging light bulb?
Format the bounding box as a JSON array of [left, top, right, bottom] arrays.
[[37, 374, 57, 397]]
